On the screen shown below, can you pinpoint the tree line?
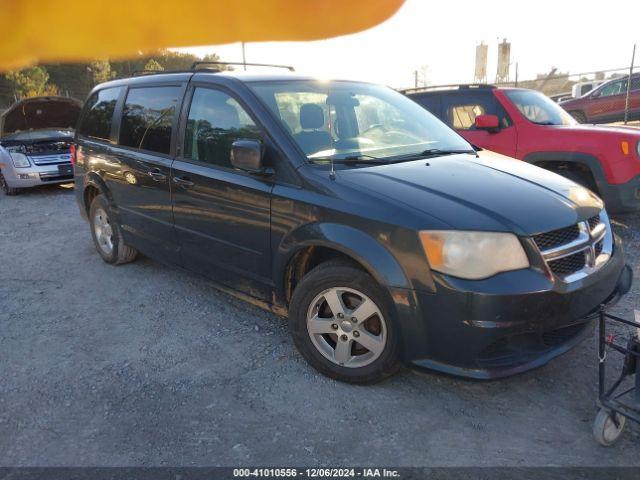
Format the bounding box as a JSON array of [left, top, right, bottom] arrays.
[[0, 50, 224, 108]]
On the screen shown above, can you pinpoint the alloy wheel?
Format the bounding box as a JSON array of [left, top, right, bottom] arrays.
[[306, 287, 387, 368], [93, 208, 114, 255]]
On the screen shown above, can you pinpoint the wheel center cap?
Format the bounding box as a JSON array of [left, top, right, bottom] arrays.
[[340, 320, 353, 332]]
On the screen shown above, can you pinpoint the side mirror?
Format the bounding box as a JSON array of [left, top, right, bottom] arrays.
[[474, 114, 500, 132], [230, 139, 269, 174]]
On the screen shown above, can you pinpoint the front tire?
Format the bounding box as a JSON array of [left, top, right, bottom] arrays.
[[0, 172, 20, 196], [89, 194, 138, 265], [288, 260, 401, 384]]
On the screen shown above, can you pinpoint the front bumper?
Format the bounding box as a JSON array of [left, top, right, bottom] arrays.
[[600, 174, 640, 213], [398, 238, 630, 379], [1, 163, 74, 188]]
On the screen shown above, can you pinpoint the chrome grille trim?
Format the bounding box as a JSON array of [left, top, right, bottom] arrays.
[[535, 210, 612, 283]]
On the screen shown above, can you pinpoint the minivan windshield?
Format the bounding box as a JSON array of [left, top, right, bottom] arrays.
[[505, 89, 576, 126], [250, 80, 472, 162]]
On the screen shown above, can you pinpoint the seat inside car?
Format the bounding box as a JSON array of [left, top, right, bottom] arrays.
[[292, 103, 333, 155]]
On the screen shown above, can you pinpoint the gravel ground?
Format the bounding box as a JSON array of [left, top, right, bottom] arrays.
[[0, 183, 638, 467]]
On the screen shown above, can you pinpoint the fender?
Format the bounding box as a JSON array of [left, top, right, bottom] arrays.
[[522, 151, 607, 187], [274, 222, 412, 300]]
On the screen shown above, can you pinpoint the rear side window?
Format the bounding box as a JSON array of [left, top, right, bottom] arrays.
[[442, 92, 511, 130], [78, 87, 122, 140], [409, 94, 441, 118], [119, 86, 181, 155]]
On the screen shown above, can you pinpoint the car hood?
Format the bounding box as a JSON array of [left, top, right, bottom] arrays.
[[0, 96, 81, 138], [337, 150, 603, 236], [545, 123, 640, 138]]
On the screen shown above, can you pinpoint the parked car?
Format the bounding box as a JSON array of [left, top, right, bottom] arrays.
[[73, 68, 632, 383], [0, 96, 81, 195], [405, 84, 640, 213], [571, 79, 607, 99], [560, 73, 640, 124]]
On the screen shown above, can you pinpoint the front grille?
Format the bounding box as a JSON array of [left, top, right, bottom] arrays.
[[595, 240, 603, 257], [588, 215, 601, 232], [31, 155, 72, 166], [548, 251, 586, 277], [533, 224, 580, 251]]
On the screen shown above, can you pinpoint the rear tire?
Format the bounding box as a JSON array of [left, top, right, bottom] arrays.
[[89, 194, 137, 265], [0, 172, 20, 196], [570, 111, 587, 124], [288, 260, 401, 384]]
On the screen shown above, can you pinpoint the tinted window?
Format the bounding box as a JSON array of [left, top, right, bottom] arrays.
[[184, 88, 261, 168], [442, 92, 511, 130], [599, 80, 626, 97], [119, 86, 181, 155], [409, 94, 441, 118], [78, 87, 121, 140]]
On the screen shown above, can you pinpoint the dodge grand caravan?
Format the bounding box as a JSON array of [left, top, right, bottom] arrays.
[[73, 65, 632, 383]]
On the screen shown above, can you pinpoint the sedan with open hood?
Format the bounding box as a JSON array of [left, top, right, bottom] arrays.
[[0, 96, 81, 195]]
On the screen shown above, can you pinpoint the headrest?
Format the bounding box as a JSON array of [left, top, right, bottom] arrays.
[[300, 103, 325, 130]]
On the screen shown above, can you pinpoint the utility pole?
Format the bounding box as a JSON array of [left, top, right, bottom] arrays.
[[515, 62, 519, 87], [624, 43, 636, 125], [242, 42, 247, 71], [414, 70, 418, 88]]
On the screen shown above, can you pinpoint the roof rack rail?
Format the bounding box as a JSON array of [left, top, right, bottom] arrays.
[[191, 61, 295, 72], [131, 69, 177, 76], [401, 83, 496, 94]]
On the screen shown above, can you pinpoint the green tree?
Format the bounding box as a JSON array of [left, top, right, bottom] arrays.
[[89, 59, 116, 84], [143, 59, 164, 71], [5, 66, 60, 99]]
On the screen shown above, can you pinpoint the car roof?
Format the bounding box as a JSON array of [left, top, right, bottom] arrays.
[[91, 70, 366, 92]]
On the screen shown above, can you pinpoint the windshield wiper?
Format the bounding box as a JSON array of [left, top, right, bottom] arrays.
[[388, 148, 478, 162], [308, 154, 391, 165]]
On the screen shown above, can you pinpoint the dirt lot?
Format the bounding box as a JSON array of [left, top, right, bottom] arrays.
[[0, 184, 638, 467]]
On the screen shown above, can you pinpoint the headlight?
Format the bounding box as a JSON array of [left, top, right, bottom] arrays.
[[419, 230, 529, 280], [9, 152, 30, 168]]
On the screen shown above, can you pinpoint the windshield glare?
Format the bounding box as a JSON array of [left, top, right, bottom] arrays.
[[505, 89, 576, 126], [250, 80, 472, 161]]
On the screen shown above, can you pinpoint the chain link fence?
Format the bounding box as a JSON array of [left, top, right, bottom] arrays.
[[496, 48, 638, 126]]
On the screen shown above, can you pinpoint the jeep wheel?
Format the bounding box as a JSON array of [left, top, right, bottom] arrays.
[[289, 260, 400, 383], [0, 172, 20, 196], [89, 194, 138, 265]]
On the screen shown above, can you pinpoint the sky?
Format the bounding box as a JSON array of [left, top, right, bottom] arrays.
[[179, 0, 639, 89]]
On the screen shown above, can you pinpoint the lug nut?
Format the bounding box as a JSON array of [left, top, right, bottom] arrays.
[[351, 317, 357, 323], [353, 331, 360, 337], [337, 313, 344, 319], [331, 324, 339, 330], [340, 334, 348, 341]]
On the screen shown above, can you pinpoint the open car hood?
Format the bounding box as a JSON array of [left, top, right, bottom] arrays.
[[0, 96, 82, 138]]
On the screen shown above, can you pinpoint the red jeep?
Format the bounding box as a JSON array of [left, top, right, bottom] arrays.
[[405, 85, 640, 213]]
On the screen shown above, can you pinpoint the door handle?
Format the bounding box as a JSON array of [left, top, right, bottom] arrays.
[[147, 168, 167, 182], [173, 175, 195, 188]]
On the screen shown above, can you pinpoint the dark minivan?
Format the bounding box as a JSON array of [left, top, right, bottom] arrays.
[[73, 65, 632, 383]]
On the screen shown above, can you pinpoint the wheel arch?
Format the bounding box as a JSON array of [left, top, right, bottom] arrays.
[[523, 151, 608, 193], [275, 223, 411, 307], [82, 172, 115, 216]]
